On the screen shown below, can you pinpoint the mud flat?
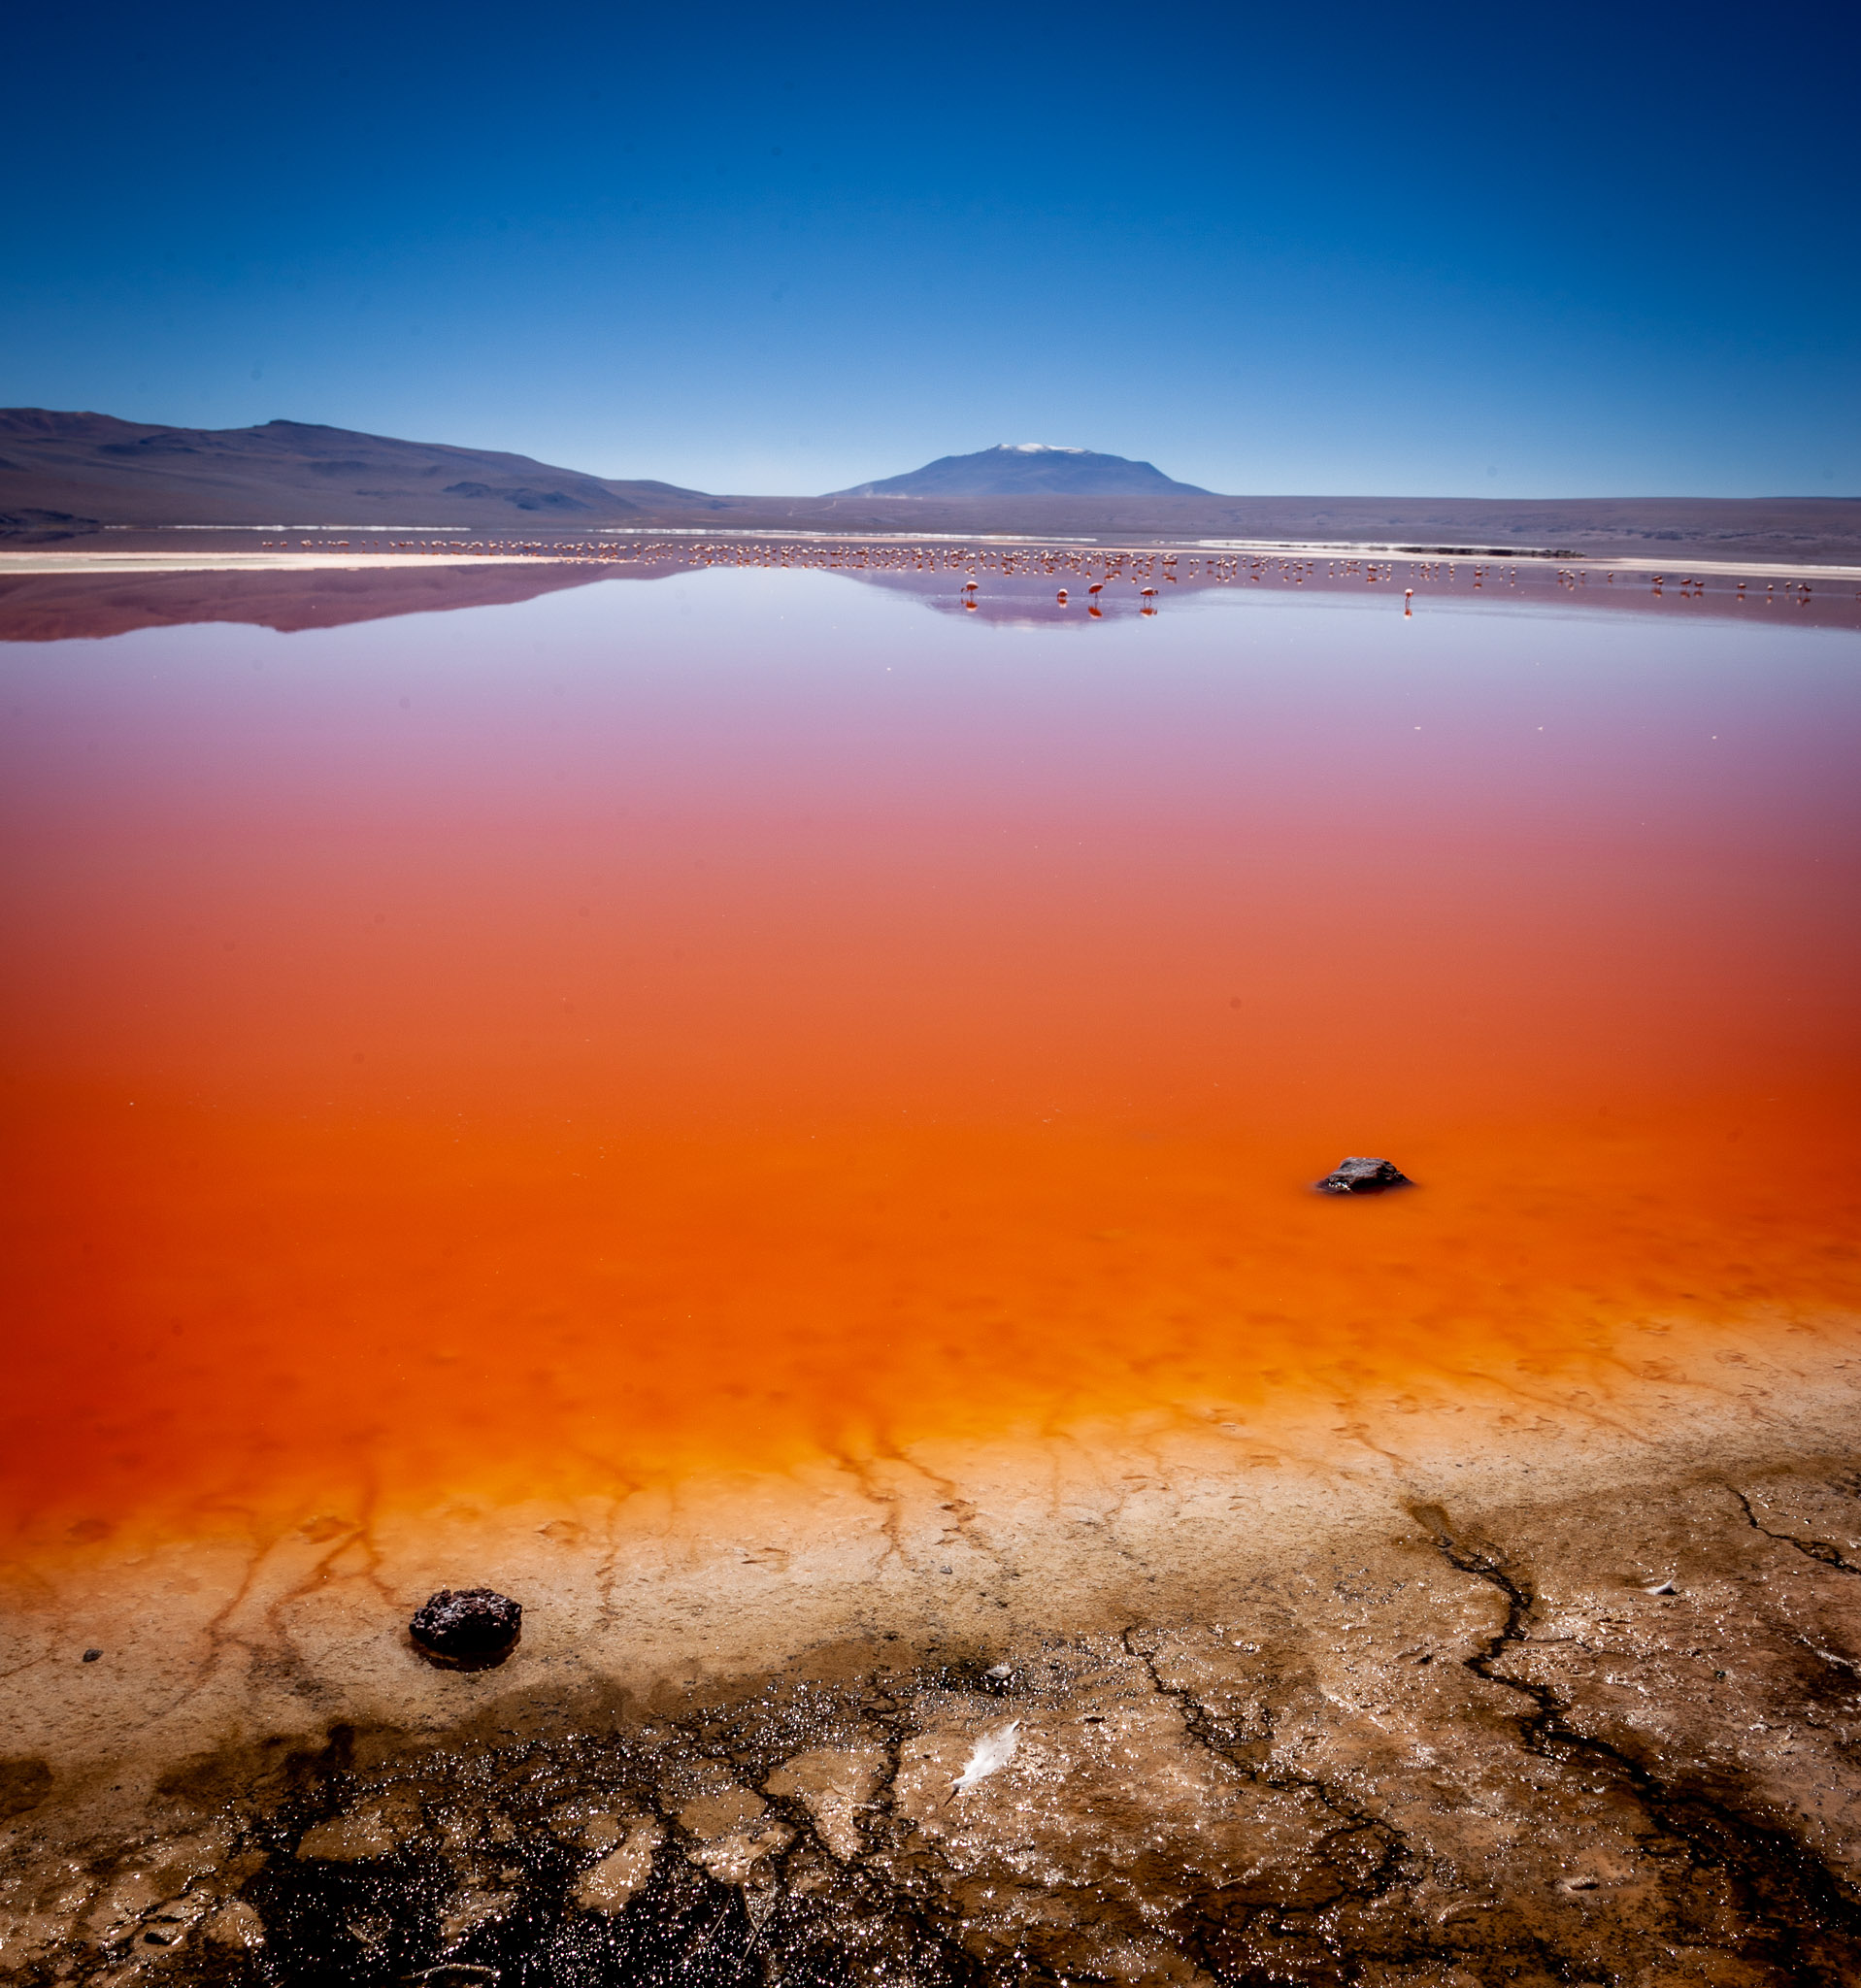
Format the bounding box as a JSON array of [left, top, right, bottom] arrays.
[[6, 1318, 1861, 1986]]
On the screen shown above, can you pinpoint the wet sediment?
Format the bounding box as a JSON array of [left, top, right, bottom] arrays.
[[6, 1454, 1861, 1986]]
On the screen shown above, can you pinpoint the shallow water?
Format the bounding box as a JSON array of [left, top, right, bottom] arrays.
[[3, 557, 1858, 1547]]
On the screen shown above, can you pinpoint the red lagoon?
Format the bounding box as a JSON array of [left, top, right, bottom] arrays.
[[2, 566, 1857, 1544]]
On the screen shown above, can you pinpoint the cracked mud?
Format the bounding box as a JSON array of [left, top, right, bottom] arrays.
[[7, 1461, 1861, 1985]]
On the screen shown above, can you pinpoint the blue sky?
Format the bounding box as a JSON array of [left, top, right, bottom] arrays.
[[5, 0, 1854, 496]]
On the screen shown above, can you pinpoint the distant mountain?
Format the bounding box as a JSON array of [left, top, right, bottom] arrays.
[[831, 444, 1212, 498], [0, 409, 713, 533]]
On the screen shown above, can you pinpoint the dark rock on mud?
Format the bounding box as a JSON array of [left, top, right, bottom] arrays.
[[15, 1461, 1861, 1984], [408, 1588, 522, 1669], [1314, 1155, 1412, 1195]]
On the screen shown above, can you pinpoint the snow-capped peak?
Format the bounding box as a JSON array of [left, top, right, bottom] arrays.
[[995, 443, 1086, 454]]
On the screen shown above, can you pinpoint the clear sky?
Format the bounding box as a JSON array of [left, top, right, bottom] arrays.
[[4, 0, 1854, 497]]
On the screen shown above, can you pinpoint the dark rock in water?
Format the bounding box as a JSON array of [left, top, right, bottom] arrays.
[[1314, 1156, 1412, 1195], [409, 1588, 522, 1669]]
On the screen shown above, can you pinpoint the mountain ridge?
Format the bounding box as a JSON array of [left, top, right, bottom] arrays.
[[0, 409, 710, 531]]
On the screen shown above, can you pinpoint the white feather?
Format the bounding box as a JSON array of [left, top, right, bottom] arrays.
[[951, 1721, 1019, 1794]]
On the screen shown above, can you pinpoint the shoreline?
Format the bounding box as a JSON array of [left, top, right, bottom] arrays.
[[8, 1302, 1857, 1791], [4, 538, 1860, 583]]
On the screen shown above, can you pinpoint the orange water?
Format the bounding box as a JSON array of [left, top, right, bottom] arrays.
[[4, 567, 1858, 1542]]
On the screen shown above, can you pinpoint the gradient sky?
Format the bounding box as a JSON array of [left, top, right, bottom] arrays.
[[4, 0, 1854, 497]]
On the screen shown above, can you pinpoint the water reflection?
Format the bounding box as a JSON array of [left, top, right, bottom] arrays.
[[5, 537, 1856, 642]]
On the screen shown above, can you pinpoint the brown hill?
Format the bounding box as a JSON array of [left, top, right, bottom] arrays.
[[0, 409, 715, 536]]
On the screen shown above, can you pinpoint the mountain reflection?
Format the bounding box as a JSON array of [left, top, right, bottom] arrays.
[[0, 561, 619, 643], [1, 544, 1848, 642]]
